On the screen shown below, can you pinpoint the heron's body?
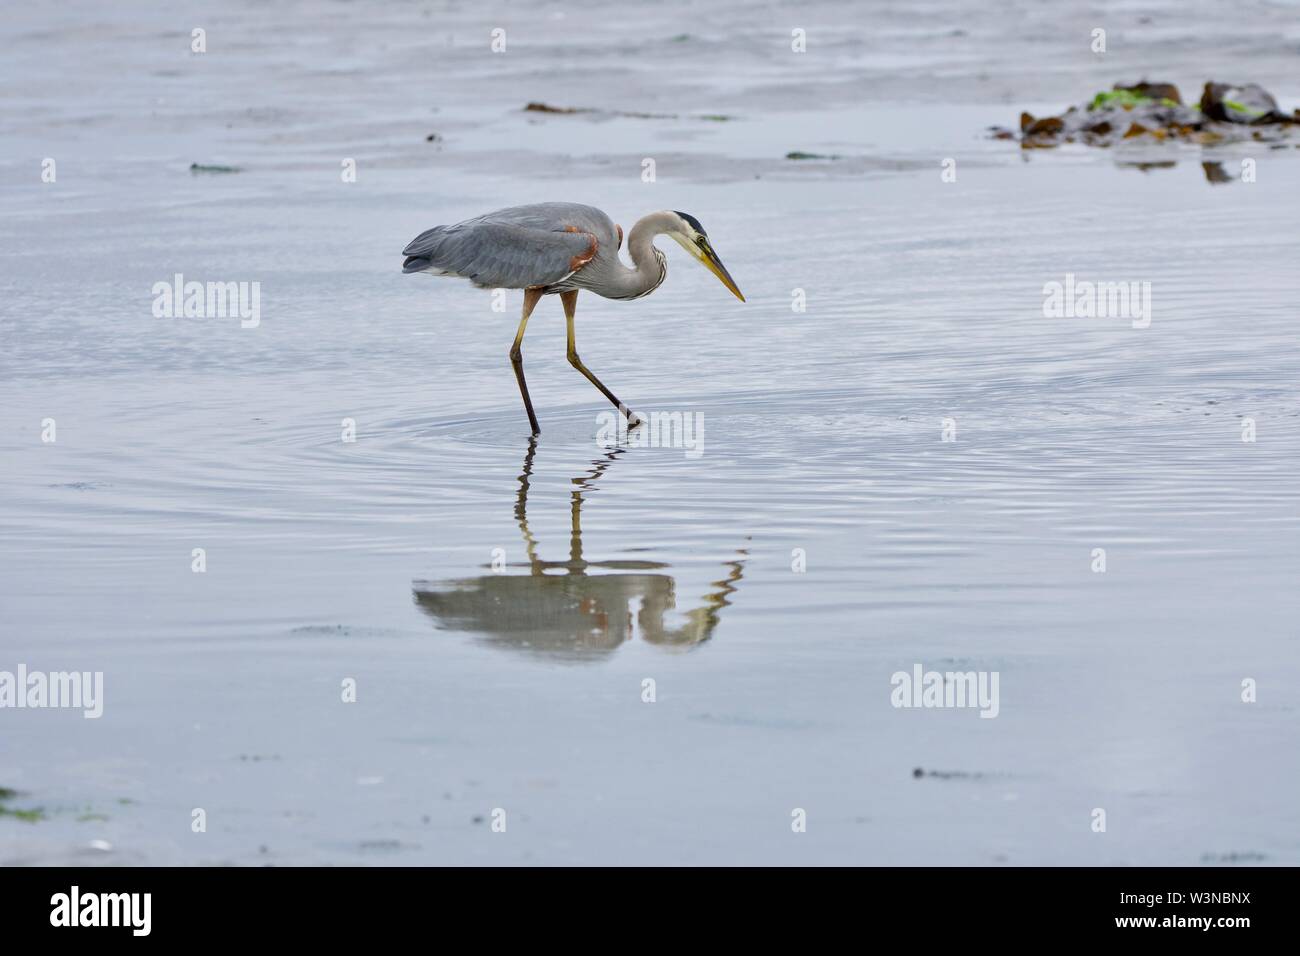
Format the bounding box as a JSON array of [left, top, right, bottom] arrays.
[[402, 203, 743, 435], [403, 203, 669, 299]]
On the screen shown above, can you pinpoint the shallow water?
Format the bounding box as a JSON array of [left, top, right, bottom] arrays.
[[2, 0, 1299, 864]]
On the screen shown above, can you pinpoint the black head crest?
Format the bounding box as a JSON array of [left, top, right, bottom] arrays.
[[674, 211, 706, 236]]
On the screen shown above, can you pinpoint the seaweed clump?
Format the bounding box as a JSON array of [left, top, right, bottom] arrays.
[[994, 80, 1299, 148]]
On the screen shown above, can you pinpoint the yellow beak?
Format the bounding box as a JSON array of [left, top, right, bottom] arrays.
[[698, 241, 745, 302], [673, 232, 745, 302]]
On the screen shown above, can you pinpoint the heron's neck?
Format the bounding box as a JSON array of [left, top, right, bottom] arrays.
[[617, 211, 677, 298]]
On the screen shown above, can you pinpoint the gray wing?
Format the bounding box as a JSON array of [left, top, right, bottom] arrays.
[[402, 203, 617, 290]]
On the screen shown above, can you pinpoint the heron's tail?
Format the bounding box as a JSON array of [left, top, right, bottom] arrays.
[[402, 225, 450, 274]]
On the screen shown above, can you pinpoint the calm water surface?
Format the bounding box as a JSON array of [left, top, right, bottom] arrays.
[[2, 0, 1298, 864]]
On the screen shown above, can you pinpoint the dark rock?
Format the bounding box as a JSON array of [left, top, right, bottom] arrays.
[[1024, 116, 1064, 137], [1200, 82, 1281, 124], [1115, 81, 1182, 104]]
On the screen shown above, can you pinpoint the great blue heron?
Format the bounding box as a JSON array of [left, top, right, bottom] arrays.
[[402, 203, 744, 435]]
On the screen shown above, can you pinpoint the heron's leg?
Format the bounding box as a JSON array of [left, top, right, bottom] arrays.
[[510, 288, 544, 436], [561, 291, 642, 427]]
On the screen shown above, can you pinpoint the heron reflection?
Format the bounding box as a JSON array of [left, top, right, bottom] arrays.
[[412, 441, 746, 660]]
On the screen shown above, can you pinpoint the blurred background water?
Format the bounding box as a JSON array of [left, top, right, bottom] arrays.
[[1, 0, 1298, 864]]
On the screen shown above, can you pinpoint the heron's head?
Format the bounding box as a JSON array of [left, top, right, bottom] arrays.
[[667, 211, 745, 302]]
